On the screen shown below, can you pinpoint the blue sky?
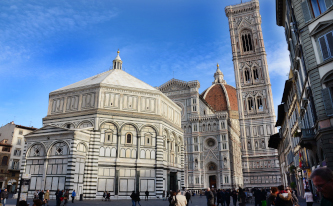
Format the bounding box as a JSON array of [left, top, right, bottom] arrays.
[[0, 0, 290, 128]]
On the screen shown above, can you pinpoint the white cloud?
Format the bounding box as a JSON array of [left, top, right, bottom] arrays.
[[266, 42, 291, 77], [0, 1, 118, 62]]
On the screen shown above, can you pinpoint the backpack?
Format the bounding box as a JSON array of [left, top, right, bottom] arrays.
[[170, 196, 177, 206]]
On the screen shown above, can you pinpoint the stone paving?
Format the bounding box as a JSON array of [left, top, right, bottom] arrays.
[[4, 195, 320, 206]]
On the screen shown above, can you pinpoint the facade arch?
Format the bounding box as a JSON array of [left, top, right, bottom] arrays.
[[76, 142, 88, 153], [47, 140, 70, 157], [77, 120, 94, 129], [119, 123, 139, 133], [206, 161, 218, 171], [27, 143, 47, 157], [61, 122, 76, 129]]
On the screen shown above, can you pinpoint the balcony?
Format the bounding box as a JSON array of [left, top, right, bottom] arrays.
[[300, 128, 316, 149]]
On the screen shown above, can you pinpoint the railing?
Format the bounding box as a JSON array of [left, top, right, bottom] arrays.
[[301, 128, 315, 139]]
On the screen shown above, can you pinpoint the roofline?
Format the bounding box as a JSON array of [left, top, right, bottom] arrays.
[[15, 125, 37, 131], [276, 0, 286, 27]]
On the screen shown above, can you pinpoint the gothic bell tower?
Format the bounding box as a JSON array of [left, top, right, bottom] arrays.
[[225, 0, 281, 187]]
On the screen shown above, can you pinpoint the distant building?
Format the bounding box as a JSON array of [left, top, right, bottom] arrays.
[[0, 121, 36, 191], [271, 0, 333, 196], [159, 64, 243, 190], [21, 52, 184, 199]]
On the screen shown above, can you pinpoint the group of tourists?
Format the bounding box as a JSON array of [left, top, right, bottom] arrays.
[[33, 189, 76, 206]]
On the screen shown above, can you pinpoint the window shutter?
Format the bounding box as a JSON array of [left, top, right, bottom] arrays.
[[326, 32, 333, 56], [301, 1, 312, 23], [319, 36, 329, 60], [322, 88, 333, 116], [325, 0, 333, 9]]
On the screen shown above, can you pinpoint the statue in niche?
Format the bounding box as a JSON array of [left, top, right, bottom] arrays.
[[255, 141, 258, 149], [261, 140, 265, 148], [224, 158, 227, 167], [195, 159, 198, 169]]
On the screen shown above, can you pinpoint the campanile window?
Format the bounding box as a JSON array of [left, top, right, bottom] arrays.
[[241, 30, 253, 52]]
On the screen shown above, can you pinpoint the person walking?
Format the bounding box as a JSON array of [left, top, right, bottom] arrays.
[[275, 185, 292, 206], [135, 191, 141, 206], [304, 189, 313, 206], [232, 190, 238, 206], [38, 190, 44, 201], [44, 190, 50, 206], [206, 188, 214, 206], [238, 188, 246, 206], [225, 190, 231, 206], [217, 189, 223, 206], [254, 188, 262, 206], [63, 189, 69, 206], [102, 191, 106, 201], [145, 190, 149, 201], [286, 187, 298, 206], [169, 191, 177, 206], [1, 188, 9, 206], [173, 190, 187, 206], [185, 190, 191, 206], [106, 191, 111, 201], [266, 187, 278, 206], [130, 191, 136, 206], [71, 190, 76, 203]]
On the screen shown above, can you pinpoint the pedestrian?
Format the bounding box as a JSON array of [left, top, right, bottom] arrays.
[[102, 191, 106, 201], [55, 189, 60, 206], [213, 189, 217, 206], [172, 190, 187, 206], [217, 189, 223, 206], [1, 188, 8, 206], [130, 191, 136, 206], [44, 190, 50, 206], [238, 188, 246, 206], [145, 190, 149, 201], [71, 190, 76, 203], [254, 188, 262, 206], [64, 189, 69, 206], [275, 185, 292, 206], [136, 191, 141, 206], [311, 167, 333, 205], [206, 188, 214, 206], [225, 190, 231, 206], [266, 187, 278, 206], [107, 191, 111, 201], [261, 189, 267, 206], [304, 189, 313, 206], [34, 190, 38, 199], [38, 190, 44, 201], [169, 191, 177, 206], [185, 190, 191, 206], [163, 190, 166, 201], [232, 190, 238, 206], [286, 187, 298, 206]]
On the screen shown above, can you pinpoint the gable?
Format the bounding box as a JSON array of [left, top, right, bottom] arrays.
[[309, 20, 333, 36], [158, 79, 191, 92], [25, 125, 73, 137]]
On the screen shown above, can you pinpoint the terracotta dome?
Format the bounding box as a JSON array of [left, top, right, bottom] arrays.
[[201, 65, 238, 112]]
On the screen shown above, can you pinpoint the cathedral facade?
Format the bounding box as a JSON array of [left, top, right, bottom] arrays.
[[21, 52, 184, 199], [159, 65, 243, 190], [225, 0, 281, 187]]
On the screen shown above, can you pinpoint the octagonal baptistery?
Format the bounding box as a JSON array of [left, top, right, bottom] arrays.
[[22, 52, 184, 200]]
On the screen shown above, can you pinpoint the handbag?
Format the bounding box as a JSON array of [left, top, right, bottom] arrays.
[[261, 200, 267, 206]]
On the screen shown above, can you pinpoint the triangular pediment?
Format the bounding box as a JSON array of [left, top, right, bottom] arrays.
[[158, 78, 191, 92], [310, 20, 333, 36]]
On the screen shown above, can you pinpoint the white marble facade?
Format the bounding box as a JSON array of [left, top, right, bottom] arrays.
[[225, 0, 281, 187], [158, 66, 243, 190], [22, 52, 184, 199]]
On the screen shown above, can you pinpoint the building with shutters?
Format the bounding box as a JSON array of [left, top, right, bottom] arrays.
[[21, 51, 185, 199], [224, 0, 281, 188], [159, 64, 243, 190], [271, 0, 333, 196], [0, 122, 36, 192]]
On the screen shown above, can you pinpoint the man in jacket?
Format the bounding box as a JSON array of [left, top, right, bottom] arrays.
[[266, 187, 278, 206], [205, 188, 214, 206], [71, 190, 76, 203], [174, 190, 187, 206], [1, 189, 9, 206], [310, 167, 333, 206], [185, 191, 191, 206]]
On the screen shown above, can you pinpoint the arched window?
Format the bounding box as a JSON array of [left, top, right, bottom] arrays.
[[257, 97, 263, 111], [245, 69, 251, 83], [126, 133, 132, 144], [248, 97, 254, 111], [241, 30, 253, 52], [1, 156, 8, 166], [208, 162, 217, 171], [253, 68, 259, 80], [145, 133, 151, 145]]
